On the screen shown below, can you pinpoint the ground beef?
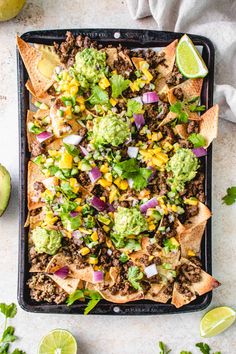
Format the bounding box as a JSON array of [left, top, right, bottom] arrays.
[[160, 125, 176, 144], [173, 87, 184, 101], [187, 120, 200, 134], [31, 141, 45, 157], [177, 281, 193, 299], [190, 257, 202, 268], [146, 243, 159, 255], [29, 247, 52, 271], [61, 238, 88, 268], [184, 172, 205, 203], [30, 207, 42, 216], [78, 127, 87, 137], [139, 254, 150, 267], [97, 228, 106, 243], [157, 103, 169, 122], [185, 205, 199, 218], [182, 263, 202, 283], [77, 171, 91, 188], [54, 32, 98, 66], [163, 282, 174, 296], [28, 273, 67, 304], [33, 181, 45, 193], [178, 139, 193, 148], [166, 64, 184, 86], [156, 170, 169, 195], [144, 103, 160, 129]]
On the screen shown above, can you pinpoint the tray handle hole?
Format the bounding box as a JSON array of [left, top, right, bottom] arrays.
[[113, 306, 120, 313]]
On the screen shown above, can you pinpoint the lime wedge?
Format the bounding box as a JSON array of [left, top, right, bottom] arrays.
[[38, 329, 77, 354], [176, 34, 208, 78], [200, 306, 236, 338]]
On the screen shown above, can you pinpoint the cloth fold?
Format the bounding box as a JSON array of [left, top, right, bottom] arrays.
[[126, 0, 236, 122]]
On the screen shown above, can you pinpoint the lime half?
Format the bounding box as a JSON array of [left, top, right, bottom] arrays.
[[200, 306, 236, 338], [176, 34, 208, 78], [38, 329, 77, 354]]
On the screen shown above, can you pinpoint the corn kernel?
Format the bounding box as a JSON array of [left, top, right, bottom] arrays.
[[69, 177, 80, 193], [103, 225, 110, 233], [64, 231, 72, 238], [80, 247, 90, 256], [111, 70, 117, 75], [100, 196, 106, 202], [75, 198, 82, 204], [59, 151, 73, 169], [80, 104, 85, 112], [149, 223, 156, 231], [188, 250, 196, 257], [100, 164, 109, 173], [99, 178, 112, 188], [99, 77, 110, 90], [48, 149, 59, 157], [109, 98, 118, 106], [89, 256, 98, 265], [114, 177, 121, 187], [119, 180, 128, 190], [104, 172, 112, 183], [109, 185, 119, 204], [70, 86, 78, 96], [184, 198, 198, 206], [75, 205, 83, 212], [171, 205, 178, 213], [91, 231, 98, 242]]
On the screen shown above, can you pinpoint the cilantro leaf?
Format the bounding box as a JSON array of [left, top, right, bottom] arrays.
[[127, 99, 143, 117], [89, 85, 109, 105], [196, 343, 211, 354], [113, 158, 152, 191], [170, 102, 188, 123], [188, 133, 206, 148], [2, 326, 16, 344], [158, 341, 171, 354], [66, 290, 85, 306], [170, 101, 182, 114], [110, 74, 130, 98], [127, 266, 143, 291], [0, 304, 17, 319], [222, 186, 236, 205], [28, 122, 44, 135], [124, 239, 141, 252], [180, 352, 192, 354], [189, 104, 206, 112], [12, 350, 26, 354], [119, 253, 129, 263]]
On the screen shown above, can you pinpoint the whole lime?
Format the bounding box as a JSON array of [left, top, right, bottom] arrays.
[[0, 0, 26, 21]]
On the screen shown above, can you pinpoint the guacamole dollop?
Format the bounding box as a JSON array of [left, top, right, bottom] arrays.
[[166, 148, 199, 191], [75, 48, 107, 87], [113, 207, 148, 237], [32, 227, 62, 255], [93, 114, 130, 147]]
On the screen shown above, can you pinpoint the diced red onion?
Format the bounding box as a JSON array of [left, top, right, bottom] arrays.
[[90, 196, 107, 211], [63, 134, 83, 145], [36, 131, 53, 143], [132, 96, 143, 104], [107, 203, 116, 212], [93, 270, 104, 283], [133, 114, 145, 129], [54, 266, 69, 279], [70, 211, 79, 218], [79, 145, 89, 156], [192, 147, 207, 157], [144, 264, 158, 278], [72, 230, 82, 238], [89, 167, 102, 183], [140, 197, 158, 213], [142, 91, 159, 104], [127, 146, 139, 158]]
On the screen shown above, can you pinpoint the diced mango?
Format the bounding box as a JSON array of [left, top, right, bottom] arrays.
[[109, 185, 119, 204], [119, 180, 128, 190], [91, 231, 98, 242], [103, 225, 110, 233], [184, 198, 198, 206], [104, 173, 113, 183], [99, 178, 112, 188], [149, 223, 156, 231], [99, 77, 110, 90], [89, 256, 98, 265], [59, 151, 73, 169], [109, 98, 118, 106], [80, 247, 90, 256], [100, 163, 109, 173], [76, 96, 85, 104]]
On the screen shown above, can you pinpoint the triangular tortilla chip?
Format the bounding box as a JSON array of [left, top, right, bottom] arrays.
[[171, 281, 196, 308], [17, 36, 54, 97], [97, 288, 144, 304], [158, 111, 177, 128], [199, 104, 219, 147], [118, 50, 132, 66], [105, 48, 118, 67], [145, 283, 172, 303], [45, 253, 67, 273], [168, 79, 203, 105], [175, 124, 189, 139], [28, 161, 45, 210], [49, 275, 82, 294], [155, 79, 170, 101], [29, 209, 45, 229], [179, 221, 207, 257], [156, 39, 178, 78], [161, 250, 181, 268], [184, 202, 211, 229], [26, 80, 54, 106]]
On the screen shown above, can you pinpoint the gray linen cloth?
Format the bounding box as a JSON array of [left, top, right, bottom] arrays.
[[126, 0, 236, 122]]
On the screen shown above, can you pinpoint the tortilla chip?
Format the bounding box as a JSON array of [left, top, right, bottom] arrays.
[[29, 209, 45, 229], [69, 264, 94, 282], [158, 111, 177, 128], [49, 275, 82, 294], [156, 79, 170, 101], [97, 288, 144, 304], [157, 39, 178, 78], [171, 281, 196, 308], [175, 124, 189, 139], [17, 36, 54, 97], [179, 221, 207, 257], [45, 253, 67, 273], [168, 79, 203, 105], [199, 104, 219, 147], [161, 250, 181, 268], [145, 283, 172, 303], [105, 48, 118, 67], [118, 50, 132, 66], [46, 138, 63, 151], [28, 161, 45, 210], [131, 57, 143, 70], [184, 202, 211, 229], [26, 80, 54, 106]]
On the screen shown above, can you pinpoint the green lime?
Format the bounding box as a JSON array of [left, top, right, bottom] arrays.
[[200, 306, 236, 338], [176, 34, 208, 78], [38, 329, 77, 354]]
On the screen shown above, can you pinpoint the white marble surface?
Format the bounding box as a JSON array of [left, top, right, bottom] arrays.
[[0, 1, 235, 353]]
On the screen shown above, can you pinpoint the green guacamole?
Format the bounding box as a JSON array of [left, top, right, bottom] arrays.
[[166, 148, 199, 191], [93, 114, 130, 147], [113, 207, 148, 237], [32, 227, 62, 255], [75, 48, 107, 87]]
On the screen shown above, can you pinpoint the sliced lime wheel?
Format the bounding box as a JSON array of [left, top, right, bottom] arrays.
[[38, 329, 77, 354], [176, 34, 208, 78], [200, 306, 236, 338]]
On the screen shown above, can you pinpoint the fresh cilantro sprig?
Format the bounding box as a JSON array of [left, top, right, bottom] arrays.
[[126, 99, 143, 117], [188, 133, 206, 148], [159, 341, 171, 354], [66, 289, 102, 315], [170, 101, 188, 123], [189, 104, 206, 112], [0, 303, 25, 354], [89, 85, 109, 105], [113, 158, 152, 191], [110, 74, 130, 98], [127, 266, 143, 291], [222, 186, 236, 205]]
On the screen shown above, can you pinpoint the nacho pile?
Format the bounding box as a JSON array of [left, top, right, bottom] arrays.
[[18, 32, 220, 309]]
